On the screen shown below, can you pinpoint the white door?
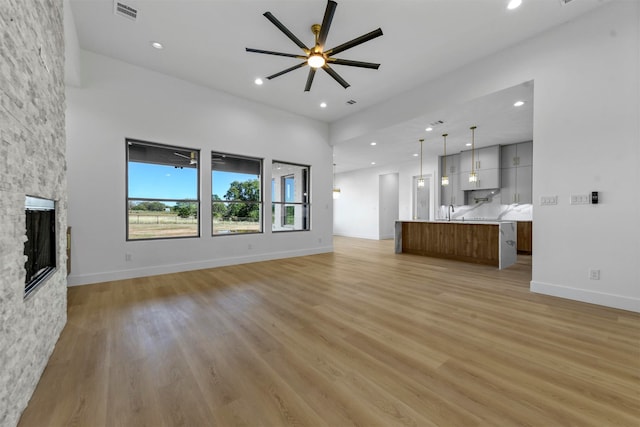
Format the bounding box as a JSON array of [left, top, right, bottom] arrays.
[[379, 173, 399, 239]]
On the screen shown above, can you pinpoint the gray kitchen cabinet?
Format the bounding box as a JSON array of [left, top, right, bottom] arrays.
[[460, 145, 501, 190], [501, 142, 533, 204], [501, 141, 532, 168]]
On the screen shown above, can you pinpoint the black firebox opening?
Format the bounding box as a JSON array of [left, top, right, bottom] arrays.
[[24, 196, 56, 297]]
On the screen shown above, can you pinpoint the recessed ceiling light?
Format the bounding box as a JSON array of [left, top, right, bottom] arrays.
[[254, 78, 263, 85], [466, 143, 472, 146], [413, 153, 419, 157], [371, 162, 376, 165], [514, 100, 525, 107], [151, 41, 164, 49], [370, 142, 377, 146], [320, 102, 327, 108], [507, 0, 522, 10], [425, 127, 433, 132]]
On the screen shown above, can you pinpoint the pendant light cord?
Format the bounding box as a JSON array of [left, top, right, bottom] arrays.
[[419, 138, 424, 180], [443, 133, 447, 173], [470, 126, 476, 175]]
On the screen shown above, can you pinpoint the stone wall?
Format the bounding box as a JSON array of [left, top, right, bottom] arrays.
[[0, 0, 67, 426]]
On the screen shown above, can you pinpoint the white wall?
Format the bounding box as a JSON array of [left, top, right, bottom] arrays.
[[333, 159, 437, 239], [66, 51, 333, 285], [331, 2, 640, 312]]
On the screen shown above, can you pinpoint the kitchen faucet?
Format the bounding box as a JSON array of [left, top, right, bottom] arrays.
[[447, 204, 455, 221]]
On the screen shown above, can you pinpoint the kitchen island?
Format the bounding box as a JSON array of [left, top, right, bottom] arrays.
[[395, 220, 517, 269]]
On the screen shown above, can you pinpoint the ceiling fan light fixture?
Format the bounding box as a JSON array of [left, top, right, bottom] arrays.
[[308, 54, 326, 68]]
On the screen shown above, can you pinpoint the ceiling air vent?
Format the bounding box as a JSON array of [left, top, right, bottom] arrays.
[[114, 1, 137, 21], [346, 100, 357, 105], [429, 120, 445, 127], [559, 0, 575, 4]]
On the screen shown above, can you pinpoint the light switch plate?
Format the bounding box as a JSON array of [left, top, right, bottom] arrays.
[[540, 195, 558, 206], [570, 194, 590, 205]]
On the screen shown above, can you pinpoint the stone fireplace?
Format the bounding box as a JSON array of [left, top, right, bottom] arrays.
[[0, 0, 67, 425]]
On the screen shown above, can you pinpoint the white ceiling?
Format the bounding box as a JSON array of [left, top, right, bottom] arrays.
[[69, 0, 605, 172], [334, 81, 535, 172]]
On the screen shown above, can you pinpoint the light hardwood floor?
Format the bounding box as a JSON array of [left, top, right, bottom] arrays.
[[19, 237, 640, 426]]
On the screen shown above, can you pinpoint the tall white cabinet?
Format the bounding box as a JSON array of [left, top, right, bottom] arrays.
[[500, 141, 533, 204]]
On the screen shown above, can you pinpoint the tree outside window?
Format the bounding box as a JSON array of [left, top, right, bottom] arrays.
[[212, 153, 263, 235]]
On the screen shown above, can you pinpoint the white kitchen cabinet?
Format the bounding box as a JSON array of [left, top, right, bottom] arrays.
[[501, 141, 533, 204], [460, 145, 501, 190], [440, 153, 464, 205]]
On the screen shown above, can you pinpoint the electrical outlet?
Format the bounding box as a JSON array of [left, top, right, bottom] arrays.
[[570, 194, 590, 205], [125, 253, 132, 262], [540, 195, 558, 206], [589, 269, 600, 280], [248, 244, 252, 250]]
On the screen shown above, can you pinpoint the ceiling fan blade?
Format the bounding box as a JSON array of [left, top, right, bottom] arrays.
[[317, 0, 337, 50], [266, 62, 308, 80], [246, 48, 306, 59], [263, 12, 309, 51], [304, 68, 317, 92], [322, 65, 350, 89], [329, 58, 380, 69], [325, 28, 383, 56]]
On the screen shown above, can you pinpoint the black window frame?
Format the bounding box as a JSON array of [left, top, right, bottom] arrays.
[[211, 151, 264, 236], [272, 161, 310, 233], [126, 138, 201, 241]]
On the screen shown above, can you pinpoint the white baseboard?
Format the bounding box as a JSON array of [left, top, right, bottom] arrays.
[[531, 280, 640, 313], [67, 246, 333, 286], [333, 232, 380, 240]]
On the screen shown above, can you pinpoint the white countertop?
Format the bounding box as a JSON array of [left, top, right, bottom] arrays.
[[397, 220, 515, 225]]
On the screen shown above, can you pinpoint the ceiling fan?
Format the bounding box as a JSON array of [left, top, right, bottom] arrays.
[[246, 0, 383, 92], [174, 151, 197, 165]]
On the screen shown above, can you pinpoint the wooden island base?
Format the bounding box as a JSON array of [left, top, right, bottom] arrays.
[[395, 220, 517, 269]]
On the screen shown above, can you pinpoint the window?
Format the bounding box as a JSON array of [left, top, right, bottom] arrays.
[[272, 161, 310, 232], [126, 139, 200, 240], [212, 152, 262, 235]]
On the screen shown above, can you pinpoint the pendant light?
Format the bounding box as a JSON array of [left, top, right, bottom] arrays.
[[417, 138, 425, 188], [469, 126, 478, 183], [332, 163, 341, 199], [441, 133, 449, 186]]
